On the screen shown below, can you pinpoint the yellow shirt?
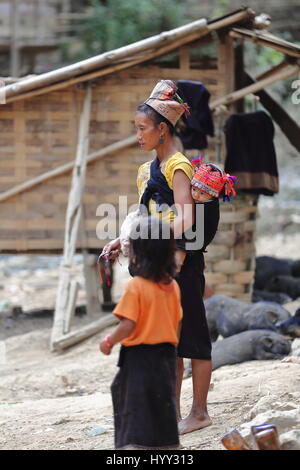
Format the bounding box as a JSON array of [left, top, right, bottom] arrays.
[[136, 152, 194, 223]]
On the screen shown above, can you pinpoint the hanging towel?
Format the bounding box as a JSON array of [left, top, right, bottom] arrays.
[[176, 80, 214, 150], [224, 111, 279, 196]]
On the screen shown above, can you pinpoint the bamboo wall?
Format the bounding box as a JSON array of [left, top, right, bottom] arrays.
[[0, 37, 258, 300]]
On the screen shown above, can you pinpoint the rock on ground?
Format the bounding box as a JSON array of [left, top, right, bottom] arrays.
[[240, 394, 300, 450]]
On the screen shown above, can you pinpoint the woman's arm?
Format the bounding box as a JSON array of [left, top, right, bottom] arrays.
[[172, 169, 195, 239], [99, 318, 135, 355]]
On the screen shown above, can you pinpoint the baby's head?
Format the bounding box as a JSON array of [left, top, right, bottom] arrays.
[[191, 157, 237, 203], [191, 186, 214, 203]]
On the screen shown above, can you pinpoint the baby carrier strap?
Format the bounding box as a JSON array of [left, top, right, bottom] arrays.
[[139, 157, 175, 212]]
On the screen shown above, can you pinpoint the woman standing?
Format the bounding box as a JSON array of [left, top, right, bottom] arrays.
[[102, 80, 213, 435]]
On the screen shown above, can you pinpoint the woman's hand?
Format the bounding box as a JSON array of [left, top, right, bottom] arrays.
[[101, 238, 121, 260]]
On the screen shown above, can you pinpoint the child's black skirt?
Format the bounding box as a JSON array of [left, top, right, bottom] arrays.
[[111, 343, 179, 450]]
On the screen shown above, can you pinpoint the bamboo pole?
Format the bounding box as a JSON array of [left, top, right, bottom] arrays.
[[2, 8, 254, 103], [64, 86, 91, 264], [253, 60, 292, 81], [206, 8, 254, 32], [51, 84, 92, 350], [3, 19, 209, 100], [210, 63, 299, 109], [4, 32, 209, 104], [63, 280, 79, 334], [0, 135, 137, 203]]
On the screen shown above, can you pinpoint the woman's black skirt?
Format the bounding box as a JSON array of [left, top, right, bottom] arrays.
[[111, 343, 179, 450], [176, 251, 212, 360]]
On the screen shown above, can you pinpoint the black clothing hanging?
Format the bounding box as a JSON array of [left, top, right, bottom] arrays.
[[176, 80, 214, 150]]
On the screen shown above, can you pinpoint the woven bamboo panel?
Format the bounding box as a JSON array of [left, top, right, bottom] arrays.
[[204, 194, 258, 301]]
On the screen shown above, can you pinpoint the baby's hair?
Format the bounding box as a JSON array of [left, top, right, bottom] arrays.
[[207, 163, 223, 176], [128, 217, 176, 284], [136, 103, 176, 136]]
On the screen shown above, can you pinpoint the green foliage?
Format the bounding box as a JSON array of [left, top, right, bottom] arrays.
[[73, 0, 186, 60], [211, 0, 230, 18], [244, 42, 284, 73]]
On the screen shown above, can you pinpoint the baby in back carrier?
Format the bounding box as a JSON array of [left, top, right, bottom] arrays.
[[175, 156, 237, 270]]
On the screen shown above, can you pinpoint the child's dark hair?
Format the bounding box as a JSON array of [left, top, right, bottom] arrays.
[[128, 217, 176, 283], [136, 103, 175, 136]]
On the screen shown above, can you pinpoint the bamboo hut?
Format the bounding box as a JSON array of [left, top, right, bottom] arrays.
[[0, 7, 299, 350]]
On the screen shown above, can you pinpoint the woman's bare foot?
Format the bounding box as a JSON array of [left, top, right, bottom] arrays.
[[178, 412, 212, 435]]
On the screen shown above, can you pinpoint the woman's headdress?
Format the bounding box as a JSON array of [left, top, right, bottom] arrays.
[[144, 80, 189, 126]]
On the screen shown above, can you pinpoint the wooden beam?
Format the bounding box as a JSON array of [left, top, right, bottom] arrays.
[[207, 8, 254, 31], [230, 28, 300, 58], [52, 314, 118, 351], [210, 63, 300, 109], [254, 60, 293, 81], [0, 135, 137, 203], [245, 71, 300, 153]]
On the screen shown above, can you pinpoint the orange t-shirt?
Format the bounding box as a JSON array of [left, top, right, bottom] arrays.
[[113, 276, 183, 347]]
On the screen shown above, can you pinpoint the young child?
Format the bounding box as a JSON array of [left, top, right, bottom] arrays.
[[175, 157, 237, 270], [99, 217, 183, 450]]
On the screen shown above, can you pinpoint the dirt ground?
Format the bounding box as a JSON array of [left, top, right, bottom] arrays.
[[0, 234, 300, 451], [1, 322, 300, 451]]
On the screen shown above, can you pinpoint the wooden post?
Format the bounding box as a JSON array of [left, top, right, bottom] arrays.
[[79, 205, 102, 317], [234, 38, 245, 113], [51, 84, 92, 350], [82, 252, 102, 316], [63, 280, 80, 334], [217, 32, 236, 115]]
